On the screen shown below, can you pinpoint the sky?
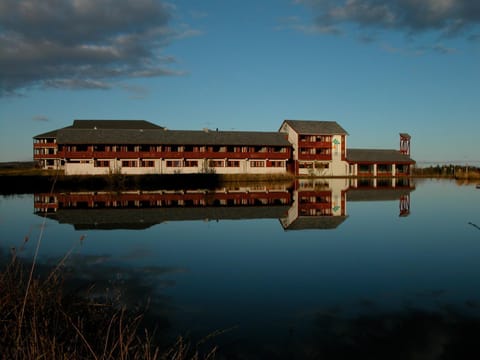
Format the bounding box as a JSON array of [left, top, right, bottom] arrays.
[[0, 0, 479, 164]]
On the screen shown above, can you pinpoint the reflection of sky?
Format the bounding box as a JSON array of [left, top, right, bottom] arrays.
[[1, 179, 480, 343]]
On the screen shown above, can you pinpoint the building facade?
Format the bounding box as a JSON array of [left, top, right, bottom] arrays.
[[33, 119, 415, 176]]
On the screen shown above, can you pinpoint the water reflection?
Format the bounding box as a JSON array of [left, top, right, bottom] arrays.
[[33, 178, 414, 230], [4, 178, 480, 358]]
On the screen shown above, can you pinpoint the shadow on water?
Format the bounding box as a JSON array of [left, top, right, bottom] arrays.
[[301, 307, 480, 360], [0, 173, 225, 194]]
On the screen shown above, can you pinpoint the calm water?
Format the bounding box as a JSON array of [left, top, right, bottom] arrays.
[[1, 178, 480, 358]]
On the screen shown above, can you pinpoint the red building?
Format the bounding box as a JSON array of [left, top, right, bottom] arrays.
[[34, 119, 415, 176]]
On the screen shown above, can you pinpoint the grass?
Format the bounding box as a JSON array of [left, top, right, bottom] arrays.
[[0, 251, 217, 360]]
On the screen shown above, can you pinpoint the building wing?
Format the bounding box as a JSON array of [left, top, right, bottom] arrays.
[[347, 149, 415, 163]]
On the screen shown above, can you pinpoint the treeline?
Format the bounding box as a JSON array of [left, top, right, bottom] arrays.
[[413, 165, 480, 179]]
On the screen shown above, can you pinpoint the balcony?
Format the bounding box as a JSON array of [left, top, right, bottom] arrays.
[[57, 150, 291, 160], [34, 143, 56, 148], [298, 154, 332, 161], [297, 141, 332, 148], [299, 203, 332, 210], [34, 154, 59, 159]]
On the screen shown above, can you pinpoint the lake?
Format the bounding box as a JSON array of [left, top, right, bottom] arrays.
[[1, 178, 479, 358]]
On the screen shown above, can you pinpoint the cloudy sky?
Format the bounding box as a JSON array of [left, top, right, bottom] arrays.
[[0, 0, 479, 163]]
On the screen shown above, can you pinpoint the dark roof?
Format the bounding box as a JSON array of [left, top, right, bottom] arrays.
[[281, 120, 348, 135], [33, 125, 73, 139], [347, 149, 415, 163], [43, 206, 290, 230], [399, 133, 411, 139], [34, 129, 62, 139], [347, 188, 414, 201], [281, 216, 348, 230], [57, 128, 291, 146], [33, 120, 162, 139], [72, 120, 163, 129]]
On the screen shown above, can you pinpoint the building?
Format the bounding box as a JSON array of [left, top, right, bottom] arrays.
[[33, 119, 415, 176]]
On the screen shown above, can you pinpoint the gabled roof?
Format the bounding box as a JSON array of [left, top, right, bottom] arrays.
[[347, 149, 415, 163], [57, 128, 291, 146], [33, 120, 163, 139], [281, 120, 348, 135], [72, 120, 163, 129], [33, 126, 73, 139]]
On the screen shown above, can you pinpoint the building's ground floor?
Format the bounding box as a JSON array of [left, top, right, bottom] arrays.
[[48, 158, 289, 175], [37, 157, 413, 177]]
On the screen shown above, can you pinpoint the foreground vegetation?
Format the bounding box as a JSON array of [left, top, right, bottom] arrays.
[[0, 253, 216, 359]]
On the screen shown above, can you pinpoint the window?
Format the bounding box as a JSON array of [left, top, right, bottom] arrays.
[[94, 160, 110, 167], [250, 161, 265, 167], [299, 162, 313, 169], [140, 160, 154, 167], [208, 160, 224, 167], [273, 146, 287, 153], [359, 164, 371, 173], [316, 148, 331, 155], [269, 161, 284, 168], [184, 160, 198, 167], [253, 146, 266, 153], [166, 160, 182, 167], [122, 160, 137, 167], [227, 160, 240, 167], [68, 160, 90, 164], [315, 162, 329, 169]]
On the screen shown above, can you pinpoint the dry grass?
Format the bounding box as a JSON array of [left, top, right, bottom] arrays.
[[0, 254, 216, 360]]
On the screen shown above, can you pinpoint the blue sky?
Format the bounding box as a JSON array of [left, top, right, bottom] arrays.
[[1, 0, 479, 164]]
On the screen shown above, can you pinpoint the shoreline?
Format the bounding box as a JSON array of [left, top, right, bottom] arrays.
[[1, 166, 478, 195]]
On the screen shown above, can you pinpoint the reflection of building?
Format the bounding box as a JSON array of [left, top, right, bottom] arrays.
[[280, 178, 349, 230], [279, 177, 414, 230], [34, 185, 292, 229], [33, 119, 415, 176], [35, 179, 414, 230]]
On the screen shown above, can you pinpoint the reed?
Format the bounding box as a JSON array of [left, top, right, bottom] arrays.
[[0, 254, 216, 359]]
